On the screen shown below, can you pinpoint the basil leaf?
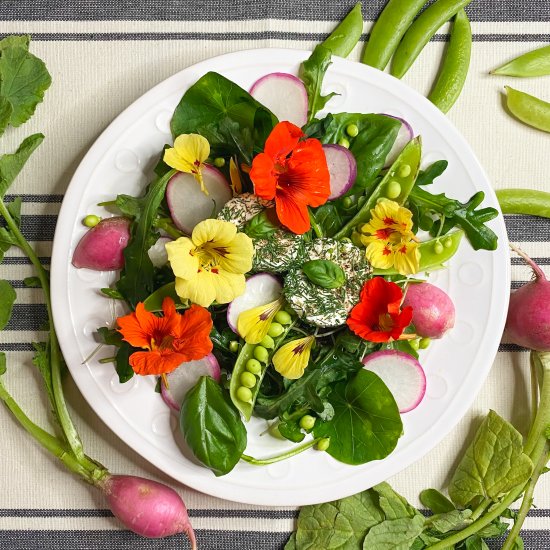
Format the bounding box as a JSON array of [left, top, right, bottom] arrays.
[[312, 370, 403, 465], [302, 259, 346, 289], [180, 376, 247, 476], [244, 209, 279, 239], [362, 515, 425, 550], [419, 488, 455, 515], [300, 44, 337, 123], [448, 410, 533, 508], [0, 279, 16, 330], [295, 490, 385, 549]]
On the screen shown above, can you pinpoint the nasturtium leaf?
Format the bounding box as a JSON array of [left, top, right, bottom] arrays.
[[0, 96, 13, 136], [0, 279, 16, 330], [312, 369, 402, 465], [0, 45, 52, 126], [0, 352, 6, 376], [448, 410, 533, 508], [362, 515, 425, 550], [302, 259, 346, 289], [295, 490, 385, 550], [0, 133, 44, 198], [180, 376, 247, 477]]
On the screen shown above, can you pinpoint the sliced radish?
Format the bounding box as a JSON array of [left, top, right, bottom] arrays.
[[323, 144, 357, 200], [250, 72, 308, 127], [361, 350, 426, 413], [227, 273, 283, 334], [161, 354, 221, 413], [147, 236, 172, 268], [380, 114, 414, 168], [166, 165, 232, 233]]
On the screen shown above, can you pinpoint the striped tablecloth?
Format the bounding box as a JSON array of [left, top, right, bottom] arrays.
[[1, 1, 549, 548]]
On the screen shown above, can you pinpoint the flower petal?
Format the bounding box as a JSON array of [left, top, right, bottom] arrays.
[[214, 232, 254, 273], [117, 302, 160, 349], [174, 273, 217, 308], [264, 121, 303, 159], [192, 219, 237, 247], [164, 134, 210, 174], [129, 349, 186, 376], [275, 191, 311, 234], [237, 298, 282, 344], [211, 270, 247, 304], [172, 304, 213, 360], [272, 336, 315, 380], [365, 240, 395, 270], [166, 237, 199, 281], [393, 241, 420, 275], [250, 152, 277, 200]]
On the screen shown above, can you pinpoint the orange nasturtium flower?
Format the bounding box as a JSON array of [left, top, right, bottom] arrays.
[[117, 297, 213, 376], [249, 121, 330, 235], [347, 277, 413, 343]]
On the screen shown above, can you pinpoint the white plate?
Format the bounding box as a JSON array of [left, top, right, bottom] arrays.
[[50, 48, 510, 506]]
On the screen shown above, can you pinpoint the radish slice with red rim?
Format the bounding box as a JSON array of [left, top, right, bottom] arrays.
[[362, 350, 426, 413], [323, 144, 357, 200], [166, 166, 232, 234], [227, 272, 283, 334], [249, 72, 308, 128], [161, 354, 221, 413], [380, 114, 414, 168]]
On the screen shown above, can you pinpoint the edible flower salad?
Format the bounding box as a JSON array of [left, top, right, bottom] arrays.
[[72, 44, 499, 477]]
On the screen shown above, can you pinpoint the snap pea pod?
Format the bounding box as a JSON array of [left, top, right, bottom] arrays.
[[334, 136, 422, 240], [372, 231, 464, 275], [496, 189, 550, 219], [361, 0, 429, 70], [428, 9, 471, 113], [492, 44, 550, 77], [323, 2, 364, 58], [505, 86, 550, 133], [391, 0, 473, 79]]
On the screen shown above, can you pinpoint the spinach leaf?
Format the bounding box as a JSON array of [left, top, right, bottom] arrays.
[[284, 533, 297, 550], [462, 535, 490, 550], [0, 134, 44, 198], [304, 113, 401, 193], [419, 488, 455, 514], [373, 482, 418, 520], [0, 279, 16, 330], [427, 509, 472, 534], [416, 160, 448, 186], [362, 515, 425, 550], [299, 44, 337, 123], [0, 227, 16, 263], [170, 72, 277, 163], [180, 376, 247, 476], [303, 259, 346, 289], [115, 169, 175, 308], [448, 410, 533, 508], [0, 44, 51, 126], [295, 490, 385, 550], [313, 370, 402, 465]]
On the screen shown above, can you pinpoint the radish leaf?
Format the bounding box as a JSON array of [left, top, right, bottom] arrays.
[[0, 352, 5, 375], [362, 515, 425, 549], [0, 279, 16, 330], [0, 96, 13, 136], [0, 134, 44, 197]]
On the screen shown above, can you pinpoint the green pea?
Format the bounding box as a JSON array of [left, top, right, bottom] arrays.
[[260, 334, 275, 349], [496, 188, 550, 218], [492, 44, 550, 78], [316, 438, 331, 451], [240, 371, 257, 389], [342, 196, 354, 209], [214, 157, 226, 168], [299, 415, 316, 431], [428, 9, 472, 113], [322, 2, 363, 58], [505, 86, 550, 133], [83, 214, 101, 228], [410, 338, 420, 351], [268, 322, 284, 338], [433, 241, 444, 255], [229, 340, 240, 353], [246, 358, 262, 374], [386, 180, 402, 199], [236, 386, 253, 403], [398, 164, 412, 178], [338, 137, 350, 148], [274, 311, 292, 325], [392, 0, 472, 79], [253, 345, 269, 363], [419, 337, 431, 349], [346, 123, 359, 137], [444, 237, 453, 248]]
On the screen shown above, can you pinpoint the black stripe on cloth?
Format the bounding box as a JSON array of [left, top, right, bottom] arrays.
[[0, 0, 549, 22], [0, 215, 57, 242], [2, 256, 51, 265], [0, 31, 550, 42], [511, 257, 550, 266], [0, 343, 35, 352], [5, 304, 48, 332], [499, 343, 527, 352], [3, 194, 64, 203]]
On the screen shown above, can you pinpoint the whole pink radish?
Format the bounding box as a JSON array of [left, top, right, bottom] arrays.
[[72, 216, 130, 270], [505, 245, 550, 351], [98, 475, 197, 548], [402, 282, 455, 339]]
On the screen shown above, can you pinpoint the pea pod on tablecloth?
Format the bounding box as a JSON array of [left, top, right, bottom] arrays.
[[505, 86, 550, 133], [492, 44, 550, 78]]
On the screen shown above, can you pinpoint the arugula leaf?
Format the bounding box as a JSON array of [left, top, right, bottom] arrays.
[[0, 44, 52, 126], [114, 342, 135, 383], [0, 134, 44, 198], [295, 490, 385, 549], [180, 376, 247, 476], [0, 352, 5, 376], [96, 327, 124, 347], [0, 279, 16, 330], [416, 160, 448, 186], [362, 515, 425, 550], [31, 341, 55, 408], [312, 370, 402, 465], [300, 44, 337, 122], [0, 96, 13, 136], [448, 410, 533, 508]]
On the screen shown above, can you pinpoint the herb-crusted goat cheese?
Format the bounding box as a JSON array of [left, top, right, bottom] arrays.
[[284, 239, 372, 327], [216, 193, 273, 229]]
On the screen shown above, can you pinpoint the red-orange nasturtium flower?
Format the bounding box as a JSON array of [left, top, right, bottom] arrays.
[[347, 277, 413, 343], [116, 297, 213, 376], [249, 121, 330, 234]]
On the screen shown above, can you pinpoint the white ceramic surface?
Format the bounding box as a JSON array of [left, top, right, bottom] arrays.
[[50, 48, 510, 506]]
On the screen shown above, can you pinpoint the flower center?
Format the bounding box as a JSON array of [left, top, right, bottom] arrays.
[[377, 313, 395, 333]]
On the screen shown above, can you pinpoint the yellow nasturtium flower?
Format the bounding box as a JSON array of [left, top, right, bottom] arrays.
[[164, 133, 210, 194], [237, 298, 284, 344], [166, 219, 254, 307], [272, 336, 316, 380]]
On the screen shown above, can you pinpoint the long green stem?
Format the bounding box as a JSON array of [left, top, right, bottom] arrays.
[[524, 352, 550, 458], [469, 497, 491, 522], [308, 208, 324, 239], [241, 437, 323, 465]]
